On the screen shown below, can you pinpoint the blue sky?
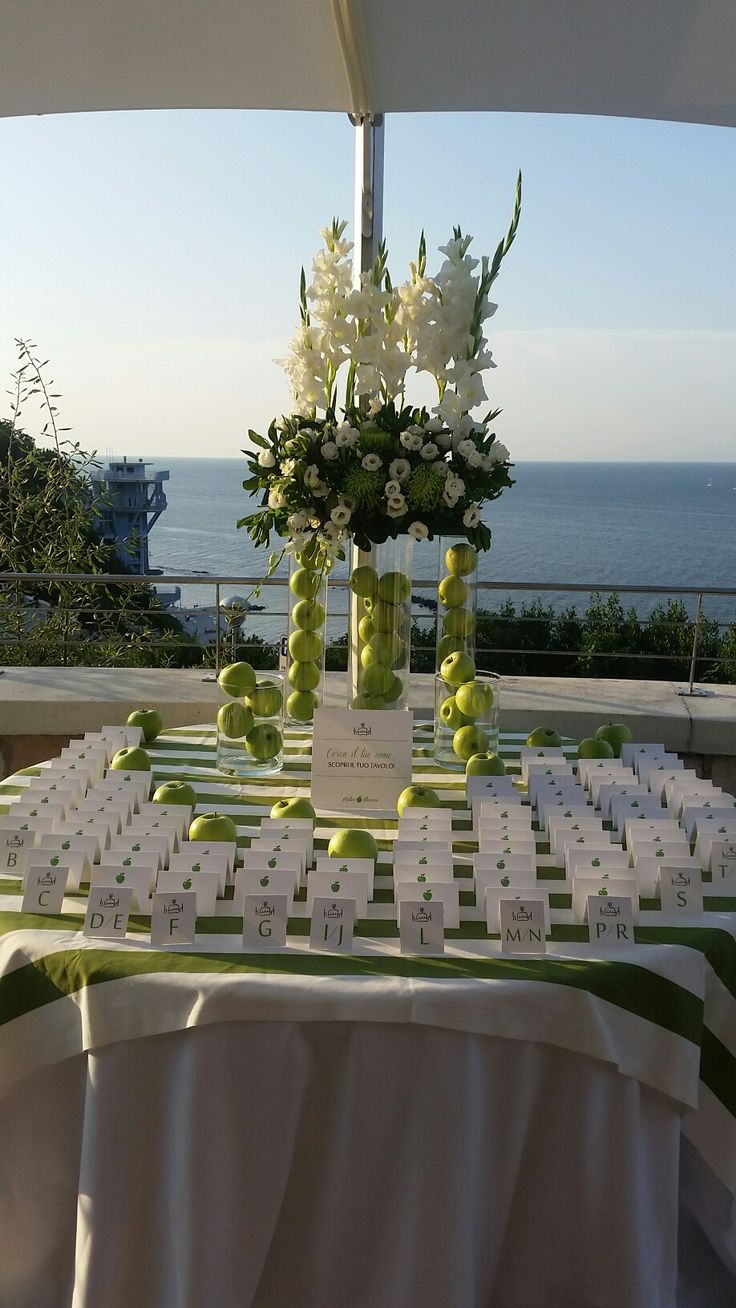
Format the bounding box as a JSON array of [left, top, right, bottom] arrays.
[[1, 108, 734, 459]]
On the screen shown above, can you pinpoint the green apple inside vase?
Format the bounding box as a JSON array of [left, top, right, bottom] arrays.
[[348, 540, 412, 710]]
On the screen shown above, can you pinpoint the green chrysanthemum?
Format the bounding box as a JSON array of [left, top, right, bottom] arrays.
[[407, 462, 444, 511], [358, 425, 395, 457], [344, 466, 384, 510]]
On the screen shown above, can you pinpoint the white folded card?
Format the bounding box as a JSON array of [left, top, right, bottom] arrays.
[[241, 849, 302, 890], [0, 815, 57, 838], [466, 777, 520, 813], [125, 823, 177, 857], [307, 867, 369, 916], [137, 804, 192, 837], [695, 824, 736, 868], [572, 877, 639, 924], [84, 886, 133, 939], [309, 896, 356, 953], [397, 806, 455, 823], [528, 774, 580, 806], [519, 746, 564, 782], [243, 893, 288, 950], [536, 796, 589, 827], [475, 838, 537, 858], [621, 742, 666, 768], [235, 867, 295, 912], [392, 840, 453, 859], [498, 897, 548, 953], [393, 863, 457, 888], [109, 835, 171, 866], [39, 833, 101, 864], [595, 782, 649, 819], [0, 830, 38, 878], [708, 840, 736, 886], [398, 815, 453, 839], [82, 792, 135, 822], [157, 867, 219, 915], [624, 818, 687, 845], [90, 862, 154, 911], [477, 799, 528, 821], [475, 865, 539, 900], [101, 722, 143, 747], [169, 852, 229, 895], [54, 820, 112, 850], [97, 773, 150, 802], [151, 891, 196, 948], [99, 849, 161, 875], [550, 820, 608, 860], [659, 865, 703, 914], [186, 839, 238, 876], [475, 854, 538, 880], [578, 759, 632, 786], [587, 896, 635, 946], [88, 728, 127, 753], [638, 757, 683, 787], [26, 773, 85, 802], [630, 842, 692, 868], [392, 851, 454, 877], [663, 775, 712, 809], [313, 856, 375, 893], [21, 864, 69, 915], [633, 855, 694, 897], [26, 849, 90, 892], [486, 885, 549, 933], [395, 880, 459, 929], [399, 899, 444, 955], [684, 808, 736, 843], [565, 848, 630, 878], [73, 804, 123, 835], [610, 797, 666, 835], [260, 818, 314, 863], [13, 799, 68, 823]]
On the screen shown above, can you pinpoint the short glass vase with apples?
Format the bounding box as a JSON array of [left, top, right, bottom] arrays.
[[286, 550, 328, 730], [216, 671, 285, 777], [434, 670, 500, 772], [349, 538, 412, 710], [436, 538, 478, 673]]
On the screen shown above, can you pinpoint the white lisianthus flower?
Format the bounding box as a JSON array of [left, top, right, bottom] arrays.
[[281, 458, 296, 477], [466, 448, 484, 469], [384, 479, 401, 498], [330, 503, 352, 527], [304, 464, 320, 488], [434, 430, 453, 450], [258, 449, 276, 468], [457, 439, 476, 459], [432, 462, 451, 480], [487, 440, 510, 463], [335, 424, 359, 448], [408, 521, 429, 541], [446, 475, 465, 499], [400, 431, 423, 452], [321, 441, 339, 461], [311, 480, 329, 498], [287, 512, 309, 532], [361, 453, 382, 472], [463, 505, 480, 528], [420, 442, 439, 461], [386, 494, 407, 518], [268, 489, 286, 510], [389, 458, 411, 482]]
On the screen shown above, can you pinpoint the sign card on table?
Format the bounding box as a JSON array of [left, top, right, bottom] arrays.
[[311, 708, 413, 813]]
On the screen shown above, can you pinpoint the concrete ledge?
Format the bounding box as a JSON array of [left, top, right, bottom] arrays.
[[1, 667, 735, 782]]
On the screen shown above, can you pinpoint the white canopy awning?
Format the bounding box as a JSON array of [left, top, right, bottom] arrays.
[[1, 0, 735, 127]]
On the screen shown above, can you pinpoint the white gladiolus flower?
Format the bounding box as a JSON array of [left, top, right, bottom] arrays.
[[463, 505, 480, 528], [368, 396, 383, 415], [335, 424, 359, 448], [258, 449, 276, 468], [330, 504, 352, 527], [384, 480, 401, 498], [268, 489, 286, 510], [361, 453, 382, 472], [389, 458, 411, 482], [321, 441, 339, 460], [488, 440, 510, 463], [408, 521, 429, 541], [420, 442, 439, 461]]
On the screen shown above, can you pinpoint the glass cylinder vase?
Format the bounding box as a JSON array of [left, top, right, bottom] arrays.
[[285, 550, 328, 730], [434, 671, 500, 772], [435, 537, 479, 675], [216, 672, 285, 777], [348, 538, 413, 710]]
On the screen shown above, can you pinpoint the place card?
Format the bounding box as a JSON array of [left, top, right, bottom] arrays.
[[684, 805, 736, 842], [101, 722, 144, 747], [392, 840, 453, 860], [247, 838, 305, 878], [659, 866, 704, 914], [637, 756, 683, 786], [309, 896, 356, 953], [394, 880, 460, 929], [109, 835, 170, 866], [137, 804, 192, 837], [392, 850, 454, 877], [81, 791, 135, 822], [21, 864, 69, 915], [235, 867, 295, 912], [476, 798, 529, 821], [311, 708, 413, 813], [13, 799, 68, 824], [475, 838, 537, 859], [560, 837, 614, 871], [83, 887, 133, 939], [241, 849, 302, 890], [498, 897, 547, 953], [260, 817, 314, 863], [307, 868, 369, 916], [54, 820, 111, 850], [398, 815, 453, 839], [169, 851, 229, 894], [695, 823, 736, 868], [99, 850, 161, 879], [0, 829, 37, 877], [157, 867, 219, 915], [528, 775, 581, 806], [26, 849, 90, 892], [0, 815, 57, 839], [393, 862, 458, 887], [624, 818, 687, 845], [595, 782, 649, 820], [485, 885, 549, 933], [466, 776, 519, 813], [629, 841, 692, 867], [610, 796, 666, 835], [620, 742, 666, 768], [243, 894, 288, 950], [587, 896, 635, 945], [26, 773, 85, 802], [71, 804, 123, 835], [90, 862, 153, 911], [399, 899, 444, 955], [185, 842, 238, 878], [43, 760, 95, 786], [632, 855, 694, 897], [519, 746, 564, 782], [38, 833, 101, 865], [565, 848, 631, 878], [535, 796, 589, 828], [128, 821, 179, 858], [572, 877, 638, 924], [313, 856, 376, 893], [476, 865, 539, 902], [708, 840, 736, 888], [97, 773, 151, 803], [475, 854, 538, 880], [89, 728, 128, 753], [663, 775, 712, 810], [151, 892, 197, 947], [549, 821, 609, 860]]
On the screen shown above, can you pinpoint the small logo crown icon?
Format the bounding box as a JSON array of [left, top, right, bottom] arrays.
[[39, 871, 55, 886], [600, 901, 620, 917], [353, 722, 371, 737], [512, 906, 532, 921], [673, 872, 689, 886], [164, 899, 183, 915], [326, 904, 341, 919], [101, 892, 119, 908], [256, 902, 275, 917], [413, 907, 430, 923], [7, 836, 22, 849]]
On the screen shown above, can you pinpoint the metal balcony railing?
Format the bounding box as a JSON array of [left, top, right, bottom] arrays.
[[1, 571, 735, 695]]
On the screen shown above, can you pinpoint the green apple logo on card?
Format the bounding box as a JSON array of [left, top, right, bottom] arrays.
[[339, 865, 348, 874], [50, 856, 60, 867], [417, 873, 427, 883], [631, 801, 639, 809], [496, 860, 506, 870], [192, 863, 201, 872], [183, 878, 192, 890], [504, 847, 511, 854], [598, 886, 609, 896], [29, 809, 38, 817], [719, 827, 728, 834], [41, 797, 49, 804], [331, 881, 341, 893], [572, 824, 580, 831], [500, 810, 508, 819], [116, 873, 125, 884], [62, 840, 70, 850], [123, 857, 132, 866], [267, 859, 276, 869], [500, 875, 510, 887], [260, 875, 270, 887], [592, 858, 601, 868], [422, 889, 433, 901], [132, 843, 141, 852], [655, 849, 664, 857], [419, 856, 428, 866], [564, 810, 572, 818], [576, 836, 585, 843]]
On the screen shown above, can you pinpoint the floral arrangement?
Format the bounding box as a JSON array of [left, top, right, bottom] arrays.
[[239, 175, 520, 559]]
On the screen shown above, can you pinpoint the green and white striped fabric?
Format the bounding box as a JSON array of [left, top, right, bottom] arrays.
[[1, 724, 735, 1209]]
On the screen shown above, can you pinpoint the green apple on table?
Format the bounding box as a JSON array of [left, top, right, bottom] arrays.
[[465, 752, 506, 776], [188, 812, 237, 843], [577, 737, 615, 760], [349, 566, 379, 598], [455, 680, 494, 719], [247, 681, 283, 717], [445, 543, 478, 578], [288, 661, 320, 692], [453, 724, 489, 761], [360, 663, 393, 698], [525, 726, 562, 748], [397, 785, 441, 816], [110, 746, 151, 771], [440, 651, 476, 685], [216, 701, 254, 740], [594, 723, 633, 757], [245, 723, 283, 761], [153, 781, 197, 807], [126, 708, 162, 744], [270, 797, 316, 820], [217, 662, 256, 698], [327, 828, 379, 863]]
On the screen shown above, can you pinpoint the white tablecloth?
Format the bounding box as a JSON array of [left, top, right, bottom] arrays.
[[0, 1021, 697, 1308]]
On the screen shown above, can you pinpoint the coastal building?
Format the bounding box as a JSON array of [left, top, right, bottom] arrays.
[[91, 457, 169, 576]]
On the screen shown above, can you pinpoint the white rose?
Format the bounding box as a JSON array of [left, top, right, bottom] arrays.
[[258, 449, 276, 468], [466, 449, 484, 468], [389, 458, 411, 482], [384, 480, 401, 498], [442, 485, 460, 508], [268, 489, 286, 509], [408, 521, 429, 541], [331, 504, 352, 527], [420, 442, 439, 461], [488, 440, 510, 463], [361, 453, 382, 471], [446, 475, 465, 498], [287, 512, 308, 532], [457, 439, 476, 459], [322, 441, 339, 460], [463, 505, 480, 528]]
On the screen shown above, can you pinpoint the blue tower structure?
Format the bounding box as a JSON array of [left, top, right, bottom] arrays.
[[91, 457, 169, 575]]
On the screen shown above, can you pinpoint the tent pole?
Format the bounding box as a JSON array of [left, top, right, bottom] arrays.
[[350, 113, 384, 280]]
